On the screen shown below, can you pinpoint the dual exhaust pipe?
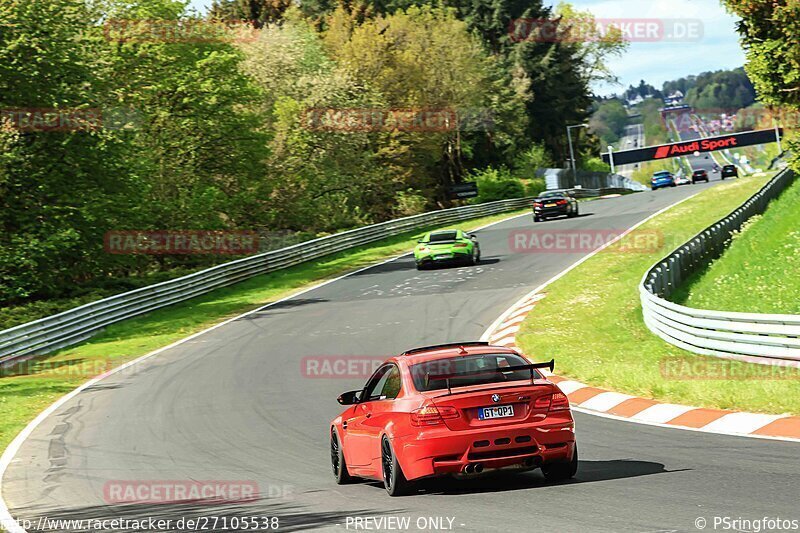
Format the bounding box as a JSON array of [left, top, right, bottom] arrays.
[[463, 463, 484, 474]]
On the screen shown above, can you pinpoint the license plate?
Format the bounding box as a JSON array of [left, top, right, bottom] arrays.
[[545, 203, 556, 207], [478, 405, 514, 420], [434, 254, 452, 260]]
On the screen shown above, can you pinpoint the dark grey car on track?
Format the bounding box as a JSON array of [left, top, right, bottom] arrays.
[[532, 191, 579, 222]]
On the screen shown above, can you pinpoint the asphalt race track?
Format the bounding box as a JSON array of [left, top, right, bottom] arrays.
[[4, 185, 799, 532]]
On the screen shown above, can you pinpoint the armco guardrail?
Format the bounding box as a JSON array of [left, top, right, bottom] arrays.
[[640, 167, 800, 364], [1, 196, 551, 363]]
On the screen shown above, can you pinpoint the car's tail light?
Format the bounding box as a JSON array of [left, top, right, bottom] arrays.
[[533, 395, 551, 409], [550, 392, 570, 411], [533, 202, 542, 207], [410, 405, 459, 426], [556, 199, 568, 205], [419, 247, 429, 253], [454, 243, 468, 248]]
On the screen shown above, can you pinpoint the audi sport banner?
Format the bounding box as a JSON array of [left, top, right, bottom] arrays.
[[602, 128, 782, 166]]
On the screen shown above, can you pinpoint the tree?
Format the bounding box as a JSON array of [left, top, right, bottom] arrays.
[[209, 0, 292, 27], [325, 5, 520, 201], [722, 1, 800, 110]]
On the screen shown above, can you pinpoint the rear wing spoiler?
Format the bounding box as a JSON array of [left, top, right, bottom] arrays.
[[421, 359, 555, 394]]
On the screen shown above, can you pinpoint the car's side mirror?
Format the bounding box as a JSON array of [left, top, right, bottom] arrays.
[[337, 390, 362, 405]]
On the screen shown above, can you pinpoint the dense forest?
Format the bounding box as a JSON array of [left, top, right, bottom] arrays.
[[0, 0, 625, 314]]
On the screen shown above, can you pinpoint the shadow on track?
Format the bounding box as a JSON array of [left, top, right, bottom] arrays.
[[351, 257, 501, 276], [237, 298, 329, 320], [533, 212, 594, 224], [357, 459, 681, 497]]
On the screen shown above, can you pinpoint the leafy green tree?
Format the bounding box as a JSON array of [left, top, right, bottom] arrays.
[[722, 1, 800, 110]]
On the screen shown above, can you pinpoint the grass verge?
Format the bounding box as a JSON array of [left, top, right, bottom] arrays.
[[517, 172, 800, 416], [0, 208, 526, 452], [674, 173, 800, 314]]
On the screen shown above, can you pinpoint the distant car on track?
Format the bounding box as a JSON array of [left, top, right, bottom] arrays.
[[721, 164, 738, 179], [532, 191, 578, 222], [674, 175, 691, 186], [650, 170, 676, 190], [330, 342, 578, 496], [413, 229, 480, 270], [691, 169, 710, 184]]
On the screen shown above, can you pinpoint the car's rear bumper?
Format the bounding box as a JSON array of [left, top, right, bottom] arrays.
[[393, 413, 576, 480], [533, 206, 569, 218], [651, 181, 673, 189], [416, 249, 471, 265]]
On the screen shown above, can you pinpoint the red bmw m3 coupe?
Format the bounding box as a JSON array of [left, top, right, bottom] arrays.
[[330, 342, 577, 496]]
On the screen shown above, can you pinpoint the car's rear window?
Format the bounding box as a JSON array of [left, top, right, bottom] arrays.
[[429, 231, 458, 242], [538, 191, 564, 199], [653, 171, 670, 177], [409, 353, 539, 391]]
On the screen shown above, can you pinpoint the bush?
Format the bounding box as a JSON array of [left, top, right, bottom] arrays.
[[581, 157, 611, 172], [513, 143, 553, 179], [525, 178, 546, 197], [393, 189, 429, 217], [467, 167, 526, 203]]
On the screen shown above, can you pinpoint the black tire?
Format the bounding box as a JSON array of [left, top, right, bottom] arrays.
[[331, 428, 355, 484], [533, 216, 541, 223], [542, 443, 578, 483], [651, 187, 656, 191], [381, 436, 411, 496], [567, 206, 578, 218], [670, 183, 676, 187]]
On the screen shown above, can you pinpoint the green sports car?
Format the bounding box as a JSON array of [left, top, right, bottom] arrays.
[[413, 229, 481, 270]]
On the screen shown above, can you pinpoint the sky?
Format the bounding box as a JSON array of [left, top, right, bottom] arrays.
[[187, 0, 746, 96]]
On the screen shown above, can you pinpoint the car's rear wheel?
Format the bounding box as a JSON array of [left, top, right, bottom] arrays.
[[542, 443, 578, 483], [568, 205, 578, 218], [533, 215, 541, 222], [381, 436, 411, 496], [331, 428, 354, 484]]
